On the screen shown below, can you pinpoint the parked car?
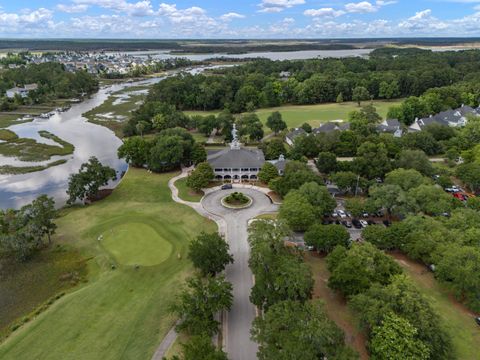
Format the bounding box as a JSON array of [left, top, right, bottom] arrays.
[[362, 212, 369, 218], [332, 211, 338, 217], [341, 220, 352, 228], [352, 219, 362, 229], [360, 220, 368, 228], [221, 184, 233, 190], [337, 210, 347, 218], [383, 219, 391, 227], [367, 220, 376, 225], [475, 317, 480, 327]]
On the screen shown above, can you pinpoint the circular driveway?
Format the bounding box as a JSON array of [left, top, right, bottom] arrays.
[[202, 188, 277, 219]]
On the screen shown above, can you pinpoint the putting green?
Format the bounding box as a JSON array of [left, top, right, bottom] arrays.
[[101, 222, 173, 266]]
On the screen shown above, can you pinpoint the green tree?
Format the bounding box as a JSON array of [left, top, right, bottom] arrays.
[[66, 157, 117, 204], [456, 162, 480, 193], [352, 86, 370, 106], [378, 81, 400, 100], [368, 184, 408, 218], [327, 242, 402, 297], [279, 190, 316, 231], [117, 136, 150, 167], [191, 142, 207, 165], [21, 195, 57, 245], [172, 275, 233, 336], [186, 162, 214, 192], [266, 111, 287, 135], [351, 275, 453, 359], [188, 232, 233, 276], [384, 168, 429, 191], [252, 300, 356, 360], [396, 149, 433, 176], [298, 181, 336, 217], [408, 184, 459, 216], [331, 171, 362, 194], [336, 92, 344, 103], [177, 334, 228, 360], [362, 225, 392, 250], [148, 135, 184, 172], [353, 141, 391, 179], [269, 161, 320, 197], [301, 122, 312, 133], [258, 162, 279, 184], [304, 224, 350, 253], [370, 312, 430, 360], [316, 151, 337, 174]]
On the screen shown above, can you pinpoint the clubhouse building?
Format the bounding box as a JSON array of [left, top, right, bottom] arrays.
[[207, 124, 286, 181]]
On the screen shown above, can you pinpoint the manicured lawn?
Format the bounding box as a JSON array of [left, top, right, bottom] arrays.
[[305, 253, 369, 359], [175, 177, 204, 202], [186, 99, 403, 134], [101, 223, 173, 266], [0, 168, 216, 360], [390, 252, 480, 360]]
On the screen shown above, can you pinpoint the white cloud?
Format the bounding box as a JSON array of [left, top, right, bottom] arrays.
[[73, 0, 155, 16], [304, 8, 346, 18], [220, 12, 245, 21], [56, 4, 89, 13], [345, 1, 378, 14], [258, 0, 305, 13]]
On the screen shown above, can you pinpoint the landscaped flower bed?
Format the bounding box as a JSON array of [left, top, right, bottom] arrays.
[[221, 192, 253, 209]]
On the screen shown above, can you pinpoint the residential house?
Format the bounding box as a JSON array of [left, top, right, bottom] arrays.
[[285, 128, 307, 146], [6, 83, 38, 99]]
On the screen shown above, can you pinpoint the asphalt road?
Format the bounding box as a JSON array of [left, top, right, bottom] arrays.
[[202, 188, 279, 360]]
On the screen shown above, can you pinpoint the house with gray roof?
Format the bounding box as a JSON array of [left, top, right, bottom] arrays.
[[377, 118, 403, 137], [285, 128, 307, 146], [409, 104, 479, 132], [312, 122, 350, 135], [208, 125, 287, 181]]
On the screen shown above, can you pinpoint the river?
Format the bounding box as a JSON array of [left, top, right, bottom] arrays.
[[107, 48, 373, 61], [0, 66, 228, 210]]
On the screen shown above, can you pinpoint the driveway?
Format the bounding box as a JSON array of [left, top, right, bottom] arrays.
[[202, 188, 279, 360]]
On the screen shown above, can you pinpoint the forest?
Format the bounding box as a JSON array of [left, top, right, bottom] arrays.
[[140, 48, 480, 116]]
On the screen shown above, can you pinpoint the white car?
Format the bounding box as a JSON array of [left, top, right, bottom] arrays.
[[360, 220, 368, 228], [337, 210, 347, 218]]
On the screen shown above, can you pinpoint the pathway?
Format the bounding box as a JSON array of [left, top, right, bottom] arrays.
[[153, 169, 278, 360]]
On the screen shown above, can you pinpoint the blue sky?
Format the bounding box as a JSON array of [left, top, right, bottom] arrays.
[[2, 1, 480, 38]]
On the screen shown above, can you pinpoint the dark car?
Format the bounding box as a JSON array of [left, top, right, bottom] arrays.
[[342, 221, 352, 228], [221, 184, 233, 190], [476, 317, 480, 326], [383, 219, 391, 227], [352, 219, 362, 229], [367, 220, 376, 225]]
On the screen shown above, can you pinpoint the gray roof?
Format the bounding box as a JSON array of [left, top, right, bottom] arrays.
[[286, 128, 307, 140], [313, 122, 349, 134], [269, 155, 288, 172], [377, 118, 401, 133], [207, 147, 265, 168]]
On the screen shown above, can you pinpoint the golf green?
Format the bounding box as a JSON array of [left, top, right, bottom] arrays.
[[101, 223, 173, 266]]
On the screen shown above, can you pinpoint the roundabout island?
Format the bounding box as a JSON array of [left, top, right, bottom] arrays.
[[221, 191, 253, 209]]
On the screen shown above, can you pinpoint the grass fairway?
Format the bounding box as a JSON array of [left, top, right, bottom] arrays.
[[186, 99, 402, 135], [0, 168, 216, 360], [102, 222, 173, 266], [390, 252, 480, 360]]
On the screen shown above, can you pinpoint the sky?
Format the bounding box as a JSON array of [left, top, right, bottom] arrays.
[[2, 1, 480, 39]]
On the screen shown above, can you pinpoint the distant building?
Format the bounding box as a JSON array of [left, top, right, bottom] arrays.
[[409, 105, 480, 132], [6, 83, 38, 99], [285, 128, 307, 146], [312, 121, 350, 135], [377, 119, 403, 137]]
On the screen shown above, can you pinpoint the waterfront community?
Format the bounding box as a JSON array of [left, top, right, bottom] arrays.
[[1, 15, 480, 360]]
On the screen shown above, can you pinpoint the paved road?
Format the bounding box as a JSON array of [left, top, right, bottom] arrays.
[[202, 189, 279, 360]]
